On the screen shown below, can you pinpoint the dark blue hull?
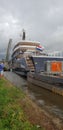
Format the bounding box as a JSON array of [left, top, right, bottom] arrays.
[[32, 56, 63, 72], [12, 68, 28, 77], [12, 56, 63, 76]]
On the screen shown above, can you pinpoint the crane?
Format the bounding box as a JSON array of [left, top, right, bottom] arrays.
[[6, 39, 12, 62]]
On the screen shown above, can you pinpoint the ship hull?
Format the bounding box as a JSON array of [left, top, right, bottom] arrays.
[[12, 67, 29, 77], [12, 56, 63, 76]]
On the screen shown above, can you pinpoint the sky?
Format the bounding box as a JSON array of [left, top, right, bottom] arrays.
[[0, 0, 63, 58]]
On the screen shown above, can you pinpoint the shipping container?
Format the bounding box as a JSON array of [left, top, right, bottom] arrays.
[[46, 61, 63, 74]]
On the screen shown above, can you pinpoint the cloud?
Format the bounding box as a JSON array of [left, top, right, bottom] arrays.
[[0, 0, 63, 58]]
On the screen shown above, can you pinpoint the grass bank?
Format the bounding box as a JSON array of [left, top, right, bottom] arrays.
[[0, 77, 43, 130], [0, 77, 62, 130]]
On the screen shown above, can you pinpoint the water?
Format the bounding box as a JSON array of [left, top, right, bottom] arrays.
[[4, 72, 63, 120], [27, 83, 63, 120]]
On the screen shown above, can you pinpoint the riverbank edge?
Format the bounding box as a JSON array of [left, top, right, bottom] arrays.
[[2, 76, 63, 130]]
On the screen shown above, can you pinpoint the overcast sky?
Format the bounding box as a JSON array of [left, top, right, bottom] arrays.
[[0, 0, 63, 55]]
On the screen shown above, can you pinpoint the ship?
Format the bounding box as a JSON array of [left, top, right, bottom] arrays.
[[11, 30, 47, 76], [11, 30, 63, 95], [11, 30, 63, 76]]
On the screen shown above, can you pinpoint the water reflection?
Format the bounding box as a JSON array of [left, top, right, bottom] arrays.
[[27, 83, 63, 120]]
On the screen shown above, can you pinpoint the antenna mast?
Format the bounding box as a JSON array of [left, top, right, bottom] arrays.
[[22, 29, 26, 40]]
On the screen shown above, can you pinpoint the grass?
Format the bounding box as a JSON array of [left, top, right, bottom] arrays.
[[0, 77, 44, 130]]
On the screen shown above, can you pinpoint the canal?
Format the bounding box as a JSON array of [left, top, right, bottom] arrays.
[[4, 72, 63, 121]]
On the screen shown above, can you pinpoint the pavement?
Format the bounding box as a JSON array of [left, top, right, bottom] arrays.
[[4, 71, 27, 88]]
